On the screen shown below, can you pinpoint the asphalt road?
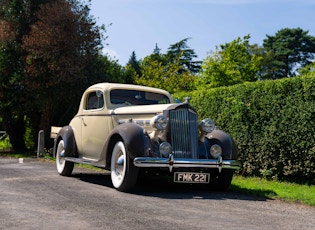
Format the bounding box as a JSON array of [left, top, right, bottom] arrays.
[[0, 157, 314, 230]]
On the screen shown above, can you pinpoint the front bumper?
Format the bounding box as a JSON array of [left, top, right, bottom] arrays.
[[133, 154, 241, 172]]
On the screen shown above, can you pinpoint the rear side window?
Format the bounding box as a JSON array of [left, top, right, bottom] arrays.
[[86, 90, 104, 110]]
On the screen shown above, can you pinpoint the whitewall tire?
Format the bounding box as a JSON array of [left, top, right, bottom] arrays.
[[111, 141, 138, 191], [56, 139, 74, 176]]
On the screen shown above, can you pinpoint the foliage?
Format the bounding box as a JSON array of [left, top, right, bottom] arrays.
[[0, 136, 12, 152], [86, 55, 127, 85], [174, 75, 315, 185], [135, 39, 200, 93], [0, 0, 41, 151], [199, 35, 262, 88], [299, 61, 315, 77], [135, 54, 196, 94], [124, 51, 141, 84], [262, 28, 315, 79], [166, 38, 202, 74], [0, 0, 113, 151], [22, 0, 103, 139]]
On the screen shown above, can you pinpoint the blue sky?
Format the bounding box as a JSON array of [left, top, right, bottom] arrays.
[[89, 0, 315, 65]]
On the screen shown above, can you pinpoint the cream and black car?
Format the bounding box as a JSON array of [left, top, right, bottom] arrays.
[[51, 83, 241, 192]]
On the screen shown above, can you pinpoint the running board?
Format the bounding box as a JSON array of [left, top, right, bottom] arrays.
[[65, 157, 105, 168]]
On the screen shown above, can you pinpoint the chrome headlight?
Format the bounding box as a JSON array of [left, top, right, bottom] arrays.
[[199, 118, 215, 133], [151, 114, 167, 130], [210, 144, 222, 159], [159, 142, 172, 157]]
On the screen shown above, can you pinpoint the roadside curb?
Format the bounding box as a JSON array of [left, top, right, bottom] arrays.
[[0, 157, 39, 164]]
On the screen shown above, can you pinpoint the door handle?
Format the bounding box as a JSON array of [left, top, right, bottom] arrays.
[[79, 116, 87, 126]]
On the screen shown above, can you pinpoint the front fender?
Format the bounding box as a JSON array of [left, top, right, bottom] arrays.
[[54, 126, 77, 157], [101, 122, 150, 168], [206, 129, 238, 160]]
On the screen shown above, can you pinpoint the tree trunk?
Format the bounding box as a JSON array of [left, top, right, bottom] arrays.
[[39, 101, 53, 148], [1, 112, 27, 152]]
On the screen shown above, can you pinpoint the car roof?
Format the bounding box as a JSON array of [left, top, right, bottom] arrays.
[[87, 82, 172, 97]]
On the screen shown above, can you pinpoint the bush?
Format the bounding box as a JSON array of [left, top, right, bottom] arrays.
[[174, 76, 315, 184]]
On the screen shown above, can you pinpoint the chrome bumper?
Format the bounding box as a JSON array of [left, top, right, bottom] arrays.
[[133, 154, 241, 172]]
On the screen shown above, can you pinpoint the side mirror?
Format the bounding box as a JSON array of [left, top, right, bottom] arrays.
[[96, 90, 102, 98]]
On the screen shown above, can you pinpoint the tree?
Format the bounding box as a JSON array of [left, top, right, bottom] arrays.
[[22, 0, 104, 145], [87, 55, 126, 84], [299, 61, 315, 77], [124, 51, 141, 84], [0, 0, 105, 151], [262, 28, 315, 79], [0, 0, 50, 152], [133, 39, 201, 93], [199, 35, 262, 88], [166, 38, 201, 74], [135, 54, 195, 94]]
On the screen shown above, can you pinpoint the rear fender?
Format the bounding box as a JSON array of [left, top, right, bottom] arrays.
[[53, 126, 77, 157]]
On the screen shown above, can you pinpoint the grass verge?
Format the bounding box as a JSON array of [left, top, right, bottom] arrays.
[[230, 176, 315, 206]]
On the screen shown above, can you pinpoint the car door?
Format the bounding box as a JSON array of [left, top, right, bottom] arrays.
[[81, 90, 111, 161]]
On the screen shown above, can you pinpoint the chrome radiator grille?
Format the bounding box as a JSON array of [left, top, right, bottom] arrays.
[[169, 108, 198, 159]]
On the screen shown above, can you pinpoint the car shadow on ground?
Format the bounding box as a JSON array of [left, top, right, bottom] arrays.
[[72, 171, 274, 202]]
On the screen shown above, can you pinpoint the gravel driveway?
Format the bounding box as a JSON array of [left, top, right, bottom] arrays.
[[0, 157, 314, 230]]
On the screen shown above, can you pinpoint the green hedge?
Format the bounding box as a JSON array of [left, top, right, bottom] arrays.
[[174, 76, 315, 184]]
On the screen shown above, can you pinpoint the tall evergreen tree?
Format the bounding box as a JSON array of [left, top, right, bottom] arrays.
[[262, 28, 315, 79], [153, 43, 161, 55], [166, 38, 201, 74], [127, 51, 141, 76], [150, 43, 165, 64], [124, 51, 140, 84]]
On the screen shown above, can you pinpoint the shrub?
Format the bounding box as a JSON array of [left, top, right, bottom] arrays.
[[174, 76, 315, 184]]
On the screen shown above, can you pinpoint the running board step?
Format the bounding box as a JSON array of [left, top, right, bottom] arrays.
[[65, 157, 105, 168]]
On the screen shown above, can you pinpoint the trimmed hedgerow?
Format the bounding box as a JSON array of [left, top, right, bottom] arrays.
[[174, 76, 315, 184]]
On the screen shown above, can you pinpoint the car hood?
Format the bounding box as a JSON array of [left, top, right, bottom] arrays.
[[110, 104, 173, 131]]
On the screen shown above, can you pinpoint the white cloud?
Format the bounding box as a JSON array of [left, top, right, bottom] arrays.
[[102, 48, 120, 61]]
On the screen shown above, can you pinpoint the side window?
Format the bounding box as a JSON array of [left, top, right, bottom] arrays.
[[86, 90, 104, 110]]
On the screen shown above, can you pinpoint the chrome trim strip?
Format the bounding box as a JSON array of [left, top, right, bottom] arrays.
[[133, 155, 241, 172]]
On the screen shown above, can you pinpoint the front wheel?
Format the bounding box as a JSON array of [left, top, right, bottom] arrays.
[[111, 141, 138, 192], [56, 139, 74, 176]]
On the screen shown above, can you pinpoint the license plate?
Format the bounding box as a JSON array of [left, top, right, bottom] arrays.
[[174, 172, 210, 184]]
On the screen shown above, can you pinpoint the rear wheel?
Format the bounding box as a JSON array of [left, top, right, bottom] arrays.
[[56, 139, 74, 176], [111, 141, 138, 192]]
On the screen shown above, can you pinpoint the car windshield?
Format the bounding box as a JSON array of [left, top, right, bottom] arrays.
[[110, 89, 170, 105]]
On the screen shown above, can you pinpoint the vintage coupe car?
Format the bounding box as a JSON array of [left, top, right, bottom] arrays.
[[51, 83, 241, 192]]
